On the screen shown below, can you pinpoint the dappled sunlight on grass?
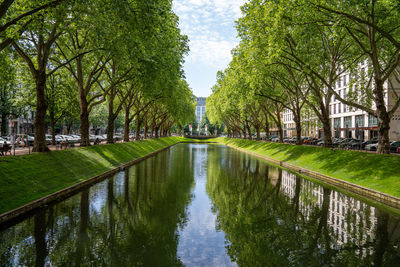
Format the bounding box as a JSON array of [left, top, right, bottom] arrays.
[[0, 137, 187, 213]]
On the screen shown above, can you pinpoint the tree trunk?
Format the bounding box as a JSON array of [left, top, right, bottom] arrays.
[[322, 117, 333, 148], [33, 74, 49, 152], [264, 114, 270, 140], [247, 125, 252, 140], [34, 209, 47, 267], [144, 117, 148, 139], [377, 118, 390, 154], [106, 117, 114, 144], [75, 188, 89, 266], [79, 95, 90, 146], [0, 88, 7, 136], [123, 109, 130, 142], [375, 81, 391, 154], [106, 94, 115, 144], [50, 113, 56, 146], [135, 119, 142, 141], [294, 113, 302, 145], [278, 124, 284, 143], [373, 210, 389, 267], [256, 126, 261, 141], [1, 112, 7, 136], [155, 127, 159, 138]]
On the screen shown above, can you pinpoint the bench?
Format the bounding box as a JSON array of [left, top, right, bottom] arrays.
[[0, 145, 12, 156]]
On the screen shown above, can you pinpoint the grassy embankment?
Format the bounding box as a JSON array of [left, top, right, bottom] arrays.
[[215, 137, 400, 198], [0, 137, 192, 214]]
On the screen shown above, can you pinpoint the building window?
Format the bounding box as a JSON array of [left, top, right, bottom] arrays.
[[344, 116, 352, 128], [343, 75, 347, 86], [355, 115, 364, 127], [368, 115, 378, 126], [334, 118, 341, 128]]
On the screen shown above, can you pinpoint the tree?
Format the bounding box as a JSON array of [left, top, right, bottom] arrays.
[[0, 0, 65, 51], [237, 0, 357, 147], [0, 48, 15, 135], [311, 0, 400, 153], [11, 1, 74, 151], [46, 71, 78, 144]]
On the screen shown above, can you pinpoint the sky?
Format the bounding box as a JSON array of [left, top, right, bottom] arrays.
[[172, 0, 246, 97]]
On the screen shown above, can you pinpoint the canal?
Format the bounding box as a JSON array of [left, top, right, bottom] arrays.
[[1, 143, 400, 266]]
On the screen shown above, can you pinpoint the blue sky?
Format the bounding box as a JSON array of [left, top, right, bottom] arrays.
[[173, 0, 246, 97]]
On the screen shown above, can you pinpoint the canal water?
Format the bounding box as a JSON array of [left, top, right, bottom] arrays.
[[1, 143, 400, 266]]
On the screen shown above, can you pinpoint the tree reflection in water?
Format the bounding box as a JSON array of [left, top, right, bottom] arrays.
[[1, 144, 400, 266], [206, 146, 400, 266], [0, 145, 194, 266]]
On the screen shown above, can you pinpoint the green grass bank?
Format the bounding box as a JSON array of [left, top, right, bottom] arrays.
[[215, 137, 400, 198], [0, 137, 190, 214]]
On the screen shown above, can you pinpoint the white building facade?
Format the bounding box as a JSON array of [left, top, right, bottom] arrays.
[[196, 97, 207, 123], [283, 61, 400, 141]]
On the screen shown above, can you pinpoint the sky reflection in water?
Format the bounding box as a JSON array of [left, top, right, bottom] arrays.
[[0, 144, 399, 266]]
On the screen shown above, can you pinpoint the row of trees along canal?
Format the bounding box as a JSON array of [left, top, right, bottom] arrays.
[[206, 0, 400, 154], [0, 0, 196, 152]]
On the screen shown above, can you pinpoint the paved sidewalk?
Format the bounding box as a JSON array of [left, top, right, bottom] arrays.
[[0, 140, 131, 157], [3, 144, 75, 156]]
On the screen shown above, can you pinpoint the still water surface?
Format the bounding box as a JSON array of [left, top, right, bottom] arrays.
[[1, 144, 400, 266]]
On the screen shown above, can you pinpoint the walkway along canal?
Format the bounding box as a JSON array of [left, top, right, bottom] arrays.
[[1, 143, 400, 266]]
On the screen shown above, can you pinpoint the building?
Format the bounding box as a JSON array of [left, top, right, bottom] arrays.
[[0, 110, 35, 136], [196, 97, 207, 122], [283, 61, 400, 141], [283, 107, 320, 138], [329, 61, 400, 140], [281, 171, 377, 252]]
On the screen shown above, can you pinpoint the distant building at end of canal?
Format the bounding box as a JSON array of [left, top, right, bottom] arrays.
[[196, 97, 207, 123]]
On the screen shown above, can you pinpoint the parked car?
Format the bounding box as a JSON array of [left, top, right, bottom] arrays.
[[310, 138, 321, 145], [361, 140, 378, 150], [45, 134, 53, 145], [271, 137, 279, 142], [269, 135, 278, 141], [338, 138, 353, 149], [390, 141, 400, 153], [0, 137, 11, 146], [304, 137, 318, 145], [114, 134, 123, 142], [55, 135, 64, 144], [70, 135, 81, 142], [301, 136, 308, 143], [348, 139, 363, 150], [365, 142, 379, 151]]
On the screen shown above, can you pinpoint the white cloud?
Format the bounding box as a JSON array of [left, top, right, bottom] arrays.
[[173, 0, 246, 67], [173, 0, 246, 96]]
